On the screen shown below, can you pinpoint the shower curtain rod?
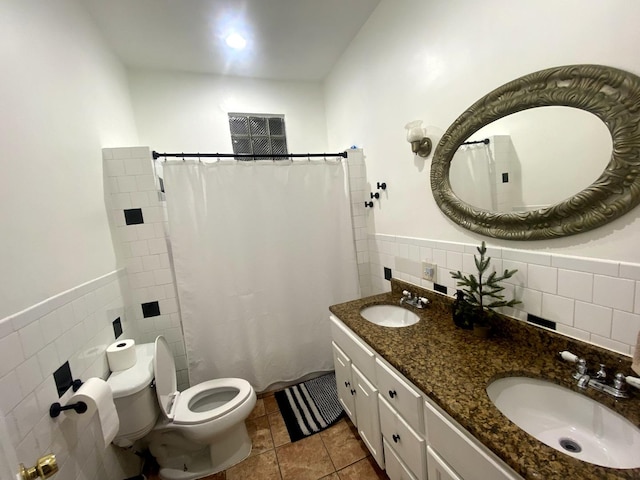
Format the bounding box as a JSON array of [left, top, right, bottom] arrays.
[[461, 139, 490, 146], [152, 150, 348, 160]]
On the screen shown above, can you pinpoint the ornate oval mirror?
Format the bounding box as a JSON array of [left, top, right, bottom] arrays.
[[431, 64, 640, 240]]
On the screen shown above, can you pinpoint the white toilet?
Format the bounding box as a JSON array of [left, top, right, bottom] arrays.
[[107, 336, 257, 480]]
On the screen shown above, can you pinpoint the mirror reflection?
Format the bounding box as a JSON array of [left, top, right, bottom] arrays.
[[449, 107, 612, 212]]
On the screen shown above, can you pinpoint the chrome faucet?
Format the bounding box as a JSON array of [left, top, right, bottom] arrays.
[[559, 351, 629, 398], [400, 290, 429, 309]]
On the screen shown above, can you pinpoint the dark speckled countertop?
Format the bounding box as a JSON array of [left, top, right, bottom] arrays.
[[329, 279, 640, 480]]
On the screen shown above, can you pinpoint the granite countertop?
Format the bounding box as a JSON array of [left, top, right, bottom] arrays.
[[329, 279, 640, 480]]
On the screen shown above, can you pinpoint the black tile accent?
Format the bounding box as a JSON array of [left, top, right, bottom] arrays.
[[113, 317, 123, 339], [142, 301, 161, 318], [384, 267, 392, 281], [53, 361, 73, 398], [502, 172, 509, 183], [527, 313, 556, 330], [124, 208, 144, 225], [434, 283, 448, 294], [158, 176, 165, 193]]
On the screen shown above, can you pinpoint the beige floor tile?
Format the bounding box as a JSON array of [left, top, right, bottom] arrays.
[[320, 474, 340, 480], [276, 434, 335, 480], [248, 398, 266, 420], [320, 419, 368, 470], [263, 394, 280, 414], [337, 457, 388, 480], [226, 450, 282, 480], [199, 472, 226, 480], [247, 415, 275, 456], [268, 412, 291, 447]]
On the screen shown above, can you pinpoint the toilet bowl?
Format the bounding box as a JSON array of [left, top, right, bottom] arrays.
[[107, 336, 256, 480]]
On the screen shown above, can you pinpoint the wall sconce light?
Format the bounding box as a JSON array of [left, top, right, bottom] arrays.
[[405, 120, 432, 157]]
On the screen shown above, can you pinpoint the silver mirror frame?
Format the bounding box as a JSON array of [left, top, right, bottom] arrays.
[[431, 64, 640, 240]]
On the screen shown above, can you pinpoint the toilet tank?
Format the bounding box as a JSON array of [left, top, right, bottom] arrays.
[[107, 343, 159, 447]]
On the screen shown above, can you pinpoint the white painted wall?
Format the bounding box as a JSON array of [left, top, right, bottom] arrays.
[[0, 0, 139, 319], [324, 0, 640, 262], [128, 69, 329, 154]]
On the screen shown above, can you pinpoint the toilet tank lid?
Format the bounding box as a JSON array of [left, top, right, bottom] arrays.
[[107, 343, 155, 399]]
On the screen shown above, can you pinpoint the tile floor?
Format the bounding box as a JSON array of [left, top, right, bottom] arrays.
[[148, 391, 389, 480]]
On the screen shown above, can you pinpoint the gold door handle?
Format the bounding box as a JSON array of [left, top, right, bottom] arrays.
[[19, 454, 58, 479]]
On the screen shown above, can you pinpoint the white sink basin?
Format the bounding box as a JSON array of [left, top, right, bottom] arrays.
[[359, 305, 419, 327], [487, 376, 640, 469]]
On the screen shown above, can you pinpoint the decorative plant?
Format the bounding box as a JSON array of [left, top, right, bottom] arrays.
[[450, 241, 520, 328]]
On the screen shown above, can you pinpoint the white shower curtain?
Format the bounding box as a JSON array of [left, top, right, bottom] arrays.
[[163, 160, 360, 392], [449, 145, 495, 210]]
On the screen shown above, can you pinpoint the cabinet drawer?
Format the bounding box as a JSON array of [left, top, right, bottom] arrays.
[[376, 358, 423, 433], [424, 400, 521, 480], [427, 446, 462, 480], [379, 395, 426, 480], [384, 439, 418, 480], [330, 315, 376, 380]]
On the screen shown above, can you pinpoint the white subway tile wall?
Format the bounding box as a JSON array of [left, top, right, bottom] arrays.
[[102, 147, 189, 391], [369, 234, 640, 356], [345, 149, 370, 296], [0, 271, 140, 479]]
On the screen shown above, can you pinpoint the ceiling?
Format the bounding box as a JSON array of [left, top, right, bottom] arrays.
[[80, 0, 380, 81]]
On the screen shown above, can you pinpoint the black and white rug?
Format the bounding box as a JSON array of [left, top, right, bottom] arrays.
[[274, 372, 344, 442]]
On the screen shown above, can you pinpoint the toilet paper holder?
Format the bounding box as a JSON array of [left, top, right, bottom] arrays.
[[49, 401, 87, 418], [49, 379, 86, 418]]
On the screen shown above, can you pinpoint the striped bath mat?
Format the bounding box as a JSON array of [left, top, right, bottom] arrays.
[[274, 372, 344, 442]]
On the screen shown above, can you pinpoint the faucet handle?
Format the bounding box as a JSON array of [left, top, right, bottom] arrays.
[[559, 350, 579, 363], [417, 297, 429, 308], [614, 372, 627, 392], [595, 364, 607, 380], [402, 290, 412, 298], [572, 358, 587, 380], [626, 375, 640, 390]]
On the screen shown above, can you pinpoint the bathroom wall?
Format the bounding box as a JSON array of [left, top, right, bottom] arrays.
[[323, 0, 640, 354], [102, 146, 189, 391], [0, 0, 141, 477], [0, 271, 140, 479], [127, 69, 330, 154], [0, 0, 139, 320], [324, 0, 640, 262]]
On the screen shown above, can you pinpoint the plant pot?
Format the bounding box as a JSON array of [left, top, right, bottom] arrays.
[[472, 324, 491, 338]]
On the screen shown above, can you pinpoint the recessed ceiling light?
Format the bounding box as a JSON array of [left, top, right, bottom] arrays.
[[225, 33, 247, 50]]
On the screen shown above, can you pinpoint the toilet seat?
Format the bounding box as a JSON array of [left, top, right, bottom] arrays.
[[154, 336, 253, 425], [173, 378, 253, 425]]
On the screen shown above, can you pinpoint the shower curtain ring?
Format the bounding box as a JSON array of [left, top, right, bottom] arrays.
[[182, 152, 185, 162]]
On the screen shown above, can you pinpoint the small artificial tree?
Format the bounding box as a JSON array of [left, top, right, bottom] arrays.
[[450, 241, 520, 329]]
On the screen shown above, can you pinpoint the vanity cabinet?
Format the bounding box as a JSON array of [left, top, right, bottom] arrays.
[[330, 317, 384, 468], [426, 447, 462, 480], [424, 397, 520, 480], [330, 314, 523, 480]]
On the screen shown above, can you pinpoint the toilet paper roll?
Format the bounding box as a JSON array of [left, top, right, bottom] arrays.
[[106, 339, 137, 371], [68, 377, 120, 448]]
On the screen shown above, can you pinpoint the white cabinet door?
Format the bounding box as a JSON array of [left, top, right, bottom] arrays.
[[427, 446, 462, 480], [384, 439, 419, 480], [424, 400, 521, 480], [352, 365, 384, 468], [332, 342, 356, 425]]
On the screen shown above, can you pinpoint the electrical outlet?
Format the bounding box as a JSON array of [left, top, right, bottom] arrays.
[[422, 262, 437, 282]]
